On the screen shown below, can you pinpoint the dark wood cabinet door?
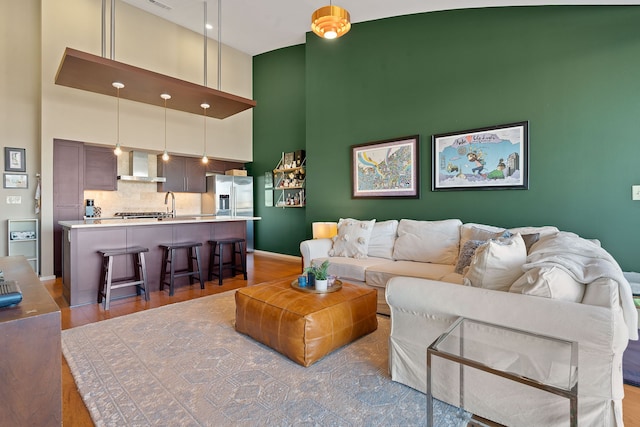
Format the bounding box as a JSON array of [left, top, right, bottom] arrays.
[[84, 145, 117, 190], [184, 157, 206, 192], [157, 155, 186, 192]]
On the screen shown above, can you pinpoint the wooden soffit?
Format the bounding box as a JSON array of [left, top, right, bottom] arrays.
[[54, 47, 256, 119]]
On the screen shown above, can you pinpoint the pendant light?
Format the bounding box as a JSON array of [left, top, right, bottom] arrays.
[[311, 1, 351, 39], [112, 81, 124, 155], [201, 102, 209, 164], [161, 93, 171, 161]]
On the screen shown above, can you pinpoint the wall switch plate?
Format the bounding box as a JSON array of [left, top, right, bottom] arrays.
[[633, 186, 640, 200], [6, 196, 21, 204]]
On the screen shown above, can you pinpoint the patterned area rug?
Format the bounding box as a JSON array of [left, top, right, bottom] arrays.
[[62, 290, 467, 426], [623, 331, 640, 387]]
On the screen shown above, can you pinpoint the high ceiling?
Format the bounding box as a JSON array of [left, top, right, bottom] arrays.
[[123, 0, 640, 56]]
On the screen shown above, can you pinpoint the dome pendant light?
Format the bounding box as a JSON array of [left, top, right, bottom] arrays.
[[201, 103, 209, 164], [161, 93, 171, 161], [112, 81, 124, 156], [311, 1, 351, 39]]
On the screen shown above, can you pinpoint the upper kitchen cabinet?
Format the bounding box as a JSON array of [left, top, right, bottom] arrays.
[[157, 155, 206, 193], [84, 145, 117, 190]]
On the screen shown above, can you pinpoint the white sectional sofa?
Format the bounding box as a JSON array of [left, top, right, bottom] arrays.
[[300, 218, 638, 426]]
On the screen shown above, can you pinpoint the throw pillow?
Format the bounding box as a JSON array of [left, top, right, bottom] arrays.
[[463, 233, 527, 291], [393, 219, 462, 264], [520, 233, 540, 253], [329, 218, 376, 259], [509, 266, 585, 302], [454, 239, 484, 274], [459, 223, 505, 257], [367, 220, 398, 259]]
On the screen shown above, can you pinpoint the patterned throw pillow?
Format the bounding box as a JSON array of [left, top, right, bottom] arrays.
[[329, 218, 376, 259], [454, 239, 485, 274]]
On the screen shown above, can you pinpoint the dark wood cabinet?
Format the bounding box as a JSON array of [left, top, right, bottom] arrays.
[[84, 145, 117, 190], [157, 155, 206, 193], [0, 256, 61, 425]]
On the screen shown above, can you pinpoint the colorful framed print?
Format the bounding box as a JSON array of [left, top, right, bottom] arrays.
[[432, 121, 529, 191], [352, 135, 420, 198]]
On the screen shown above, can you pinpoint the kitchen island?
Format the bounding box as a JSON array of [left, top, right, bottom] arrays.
[[59, 215, 260, 307]]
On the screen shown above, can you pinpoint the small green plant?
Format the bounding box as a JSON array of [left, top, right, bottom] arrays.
[[304, 260, 330, 280]]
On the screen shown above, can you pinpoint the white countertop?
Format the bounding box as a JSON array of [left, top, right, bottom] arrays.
[[59, 215, 261, 229]]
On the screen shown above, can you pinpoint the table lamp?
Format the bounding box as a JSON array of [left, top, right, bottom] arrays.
[[312, 222, 338, 239]]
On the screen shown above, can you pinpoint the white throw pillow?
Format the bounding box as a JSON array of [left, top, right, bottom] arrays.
[[393, 219, 461, 264], [329, 218, 376, 259], [367, 220, 398, 259], [463, 233, 527, 291], [509, 266, 585, 302]]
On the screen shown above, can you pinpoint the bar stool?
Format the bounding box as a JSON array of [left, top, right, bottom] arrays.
[[159, 242, 204, 296], [208, 238, 247, 286], [97, 246, 149, 310]]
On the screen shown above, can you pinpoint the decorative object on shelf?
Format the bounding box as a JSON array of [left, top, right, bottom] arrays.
[[4, 173, 28, 189], [9, 231, 36, 241], [352, 135, 420, 198], [312, 222, 338, 239], [432, 121, 529, 191], [311, 1, 351, 39], [112, 82, 124, 156], [161, 93, 171, 161], [4, 147, 26, 172], [272, 151, 306, 208], [7, 219, 39, 273], [201, 103, 210, 164]]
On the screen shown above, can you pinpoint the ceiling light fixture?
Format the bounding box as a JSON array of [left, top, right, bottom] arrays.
[[161, 93, 171, 161], [311, 1, 351, 40], [112, 81, 124, 156], [201, 102, 209, 164]]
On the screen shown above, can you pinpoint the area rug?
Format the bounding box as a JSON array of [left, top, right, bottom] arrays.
[[62, 290, 468, 426]]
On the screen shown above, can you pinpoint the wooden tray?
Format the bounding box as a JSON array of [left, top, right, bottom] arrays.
[[291, 279, 342, 294]]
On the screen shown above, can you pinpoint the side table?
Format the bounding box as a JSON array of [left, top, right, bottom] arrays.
[[427, 317, 578, 427]]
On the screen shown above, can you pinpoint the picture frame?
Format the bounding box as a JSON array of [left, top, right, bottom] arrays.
[[432, 121, 529, 191], [4, 147, 26, 172], [351, 135, 420, 198], [4, 173, 28, 189]]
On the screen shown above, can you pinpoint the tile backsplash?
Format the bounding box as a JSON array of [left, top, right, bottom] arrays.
[[84, 153, 202, 217]]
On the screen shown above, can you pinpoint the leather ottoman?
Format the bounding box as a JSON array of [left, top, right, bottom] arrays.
[[235, 279, 377, 367]]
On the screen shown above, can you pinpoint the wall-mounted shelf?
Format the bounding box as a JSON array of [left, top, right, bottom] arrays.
[[272, 151, 305, 208], [7, 219, 39, 274], [54, 47, 256, 119]]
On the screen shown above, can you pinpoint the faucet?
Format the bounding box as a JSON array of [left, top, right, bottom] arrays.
[[164, 191, 176, 217]]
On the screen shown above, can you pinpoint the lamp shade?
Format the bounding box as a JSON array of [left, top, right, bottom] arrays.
[[312, 222, 338, 239], [311, 5, 351, 39]]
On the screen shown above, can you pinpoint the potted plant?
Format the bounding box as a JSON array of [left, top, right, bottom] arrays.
[[304, 260, 330, 291]]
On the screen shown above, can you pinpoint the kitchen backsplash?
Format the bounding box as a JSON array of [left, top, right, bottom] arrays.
[[84, 154, 202, 217]]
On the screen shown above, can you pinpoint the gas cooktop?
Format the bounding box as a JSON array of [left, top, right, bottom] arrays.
[[114, 211, 172, 219]]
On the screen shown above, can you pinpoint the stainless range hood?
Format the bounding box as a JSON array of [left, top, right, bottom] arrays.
[[117, 151, 166, 182]]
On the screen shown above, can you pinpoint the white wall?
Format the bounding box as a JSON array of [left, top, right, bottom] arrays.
[[0, 1, 41, 265], [38, 0, 253, 277]]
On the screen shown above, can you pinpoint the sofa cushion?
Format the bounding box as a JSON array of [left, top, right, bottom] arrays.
[[367, 220, 398, 259], [509, 266, 585, 302], [329, 218, 376, 259], [393, 219, 461, 264], [312, 256, 394, 282], [464, 233, 527, 291], [366, 261, 456, 290]]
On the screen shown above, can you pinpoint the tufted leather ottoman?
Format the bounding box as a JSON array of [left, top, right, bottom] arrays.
[[235, 279, 377, 367]]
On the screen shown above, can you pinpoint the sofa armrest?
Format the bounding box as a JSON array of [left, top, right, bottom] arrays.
[[300, 238, 333, 268]]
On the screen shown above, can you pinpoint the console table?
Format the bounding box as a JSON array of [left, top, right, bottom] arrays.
[[0, 256, 61, 425]]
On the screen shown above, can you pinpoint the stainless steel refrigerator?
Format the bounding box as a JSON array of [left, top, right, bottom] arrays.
[[202, 174, 255, 251]]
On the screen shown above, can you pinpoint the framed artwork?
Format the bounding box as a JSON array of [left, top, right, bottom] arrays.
[[351, 135, 420, 198], [432, 121, 529, 191], [4, 173, 28, 189], [4, 147, 26, 172]]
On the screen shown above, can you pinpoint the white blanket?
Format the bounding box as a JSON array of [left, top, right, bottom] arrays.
[[524, 231, 638, 340]]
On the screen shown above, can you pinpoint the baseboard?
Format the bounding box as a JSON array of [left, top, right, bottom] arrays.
[[39, 275, 56, 281], [252, 250, 301, 262]]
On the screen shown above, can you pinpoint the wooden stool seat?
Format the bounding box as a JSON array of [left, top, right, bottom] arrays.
[[97, 246, 149, 310], [208, 238, 247, 285], [159, 242, 204, 296]]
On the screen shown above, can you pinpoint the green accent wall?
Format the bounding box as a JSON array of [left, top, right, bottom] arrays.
[[253, 6, 640, 271]]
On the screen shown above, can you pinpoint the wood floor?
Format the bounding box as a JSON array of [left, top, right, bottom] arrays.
[[45, 252, 640, 426]]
